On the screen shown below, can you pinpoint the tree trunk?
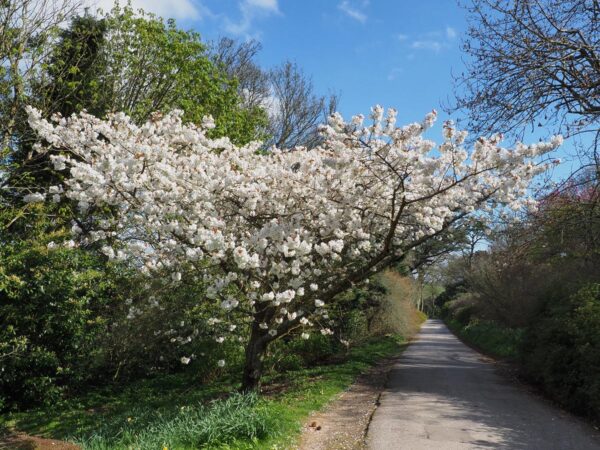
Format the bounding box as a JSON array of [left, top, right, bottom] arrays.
[[241, 323, 268, 392]]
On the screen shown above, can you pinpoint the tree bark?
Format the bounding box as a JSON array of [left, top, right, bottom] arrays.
[[241, 322, 268, 392]]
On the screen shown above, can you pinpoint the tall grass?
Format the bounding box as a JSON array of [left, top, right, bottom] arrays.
[[78, 393, 280, 450]]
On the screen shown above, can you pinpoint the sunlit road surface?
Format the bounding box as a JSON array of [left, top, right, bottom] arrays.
[[366, 319, 600, 450]]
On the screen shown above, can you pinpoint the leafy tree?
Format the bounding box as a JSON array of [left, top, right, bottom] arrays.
[[88, 5, 267, 144], [40, 14, 109, 119]]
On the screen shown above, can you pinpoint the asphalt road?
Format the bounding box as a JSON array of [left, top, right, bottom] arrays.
[[366, 319, 600, 450]]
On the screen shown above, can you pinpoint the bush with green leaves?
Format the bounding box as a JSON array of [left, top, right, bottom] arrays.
[[521, 283, 600, 420], [0, 239, 122, 409]]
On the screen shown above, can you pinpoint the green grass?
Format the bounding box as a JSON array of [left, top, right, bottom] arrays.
[[1, 335, 406, 450], [446, 319, 524, 360]]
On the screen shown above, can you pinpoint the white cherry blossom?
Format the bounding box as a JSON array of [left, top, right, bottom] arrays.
[[26, 105, 561, 389]]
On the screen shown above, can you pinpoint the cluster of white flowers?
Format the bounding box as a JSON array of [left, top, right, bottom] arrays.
[[26, 105, 561, 353]]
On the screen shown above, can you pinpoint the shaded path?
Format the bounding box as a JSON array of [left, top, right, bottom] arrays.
[[366, 319, 600, 449]]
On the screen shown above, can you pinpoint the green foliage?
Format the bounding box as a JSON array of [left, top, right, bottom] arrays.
[[446, 319, 523, 359], [1, 335, 406, 449], [39, 15, 109, 118], [0, 238, 121, 409], [267, 334, 339, 373], [45, 6, 268, 145], [521, 283, 600, 420]]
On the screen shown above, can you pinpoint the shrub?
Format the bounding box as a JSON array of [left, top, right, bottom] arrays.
[[0, 241, 120, 409], [446, 292, 479, 325], [449, 319, 524, 359], [373, 271, 423, 336], [95, 272, 246, 383], [521, 283, 600, 419], [268, 334, 339, 371]]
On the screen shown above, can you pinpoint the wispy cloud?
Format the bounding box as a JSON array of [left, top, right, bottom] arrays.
[[395, 25, 458, 54], [245, 0, 279, 13], [338, 0, 368, 23], [411, 40, 444, 52], [87, 0, 206, 20], [225, 0, 281, 37]]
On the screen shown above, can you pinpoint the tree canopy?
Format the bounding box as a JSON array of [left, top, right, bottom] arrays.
[[450, 0, 599, 165]]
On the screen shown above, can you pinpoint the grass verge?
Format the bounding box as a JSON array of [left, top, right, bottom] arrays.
[[445, 318, 523, 360], [1, 335, 406, 450]]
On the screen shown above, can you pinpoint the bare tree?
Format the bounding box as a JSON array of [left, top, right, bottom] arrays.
[[0, 0, 80, 154], [267, 61, 339, 148], [449, 0, 600, 167], [0, 0, 81, 205], [210, 38, 339, 149], [210, 37, 270, 111]]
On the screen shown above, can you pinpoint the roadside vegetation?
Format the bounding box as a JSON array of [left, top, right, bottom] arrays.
[[436, 172, 600, 421], [1, 272, 422, 449], [445, 319, 523, 360], [433, 0, 600, 423]]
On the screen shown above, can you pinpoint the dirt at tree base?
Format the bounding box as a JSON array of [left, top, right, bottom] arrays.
[[298, 356, 398, 450], [0, 432, 80, 450]]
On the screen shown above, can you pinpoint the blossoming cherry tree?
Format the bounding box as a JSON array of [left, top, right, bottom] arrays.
[[26, 105, 561, 390]]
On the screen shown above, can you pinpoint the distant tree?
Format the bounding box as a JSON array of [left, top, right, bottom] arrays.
[[211, 38, 339, 149], [267, 62, 339, 149], [449, 0, 600, 168], [0, 0, 80, 204]]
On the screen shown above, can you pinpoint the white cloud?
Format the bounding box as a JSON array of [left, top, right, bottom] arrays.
[[261, 91, 281, 119], [87, 0, 204, 20], [396, 33, 408, 41], [224, 0, 280, 36], [246, 0, 279, 12], [404, 25, 457, 53], [411, 40, 444, 52], [338, 0, 367, 23]]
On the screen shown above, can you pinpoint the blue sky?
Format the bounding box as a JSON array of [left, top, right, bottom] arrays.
[[90, 0, 579, 180], [199, 0, 466, 127], [94, 0, 467, 124]]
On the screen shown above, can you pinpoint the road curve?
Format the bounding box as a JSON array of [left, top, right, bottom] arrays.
[[366, 319, 600, 450]]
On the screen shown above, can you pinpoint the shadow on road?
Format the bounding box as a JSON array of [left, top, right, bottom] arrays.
[[367, 320, 600, 450]]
